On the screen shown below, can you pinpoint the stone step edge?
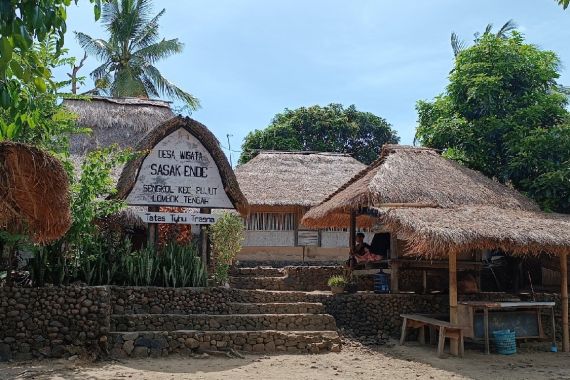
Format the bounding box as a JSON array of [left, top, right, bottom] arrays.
[[229, 276, 287, 280], [111, 313, 334, 318], [110, 329, 340, 337], [227, 302, 325, 306]]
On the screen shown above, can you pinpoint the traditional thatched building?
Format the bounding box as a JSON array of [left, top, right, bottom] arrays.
[[235, 151, 366, 263], [64, 96, 175, 156], [302, 144, 570, 352], [64, 96, 175, 237], [0, 142, 71, 244]]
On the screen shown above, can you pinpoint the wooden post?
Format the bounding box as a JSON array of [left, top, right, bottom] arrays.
[[199, 207, 211, 269], [561, 252, 569, 352], [147, 206, 159, 248], [390, 233, 399, 293], [449, 250, 459, 355], [349, 210, 356, 254]]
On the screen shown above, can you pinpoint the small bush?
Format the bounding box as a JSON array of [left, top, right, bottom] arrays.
[[327, 275, 347, 287], [209, 213, 244, 285]]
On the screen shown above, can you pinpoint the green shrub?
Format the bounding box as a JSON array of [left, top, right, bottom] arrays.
[[327, 275, 347, 287], [209, 213, 244, 285]]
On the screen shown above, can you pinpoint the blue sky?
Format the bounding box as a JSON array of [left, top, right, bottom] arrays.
[[55, 0, 570, 160]]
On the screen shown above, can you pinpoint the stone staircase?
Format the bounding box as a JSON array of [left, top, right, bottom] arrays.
[[229, 265, 344, 291], [108, 289, 341, 358]]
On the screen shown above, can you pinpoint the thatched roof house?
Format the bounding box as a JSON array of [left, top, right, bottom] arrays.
[[64, 96, 175, 155], [0, 142, 71, 244], [236, 151, 366, 209], [302, 145, 570, 258], [234, 152, 366, 259]]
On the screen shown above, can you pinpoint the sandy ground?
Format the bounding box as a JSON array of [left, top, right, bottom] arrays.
[[1, 340, 570, 380]]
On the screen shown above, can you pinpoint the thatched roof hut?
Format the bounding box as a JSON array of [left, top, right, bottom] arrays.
[[235, 151, 366, 209], [0, 142, 71, 244], [64, 96, 175, 155], [116, 116, 249, 215], [302, 145, 570, 257]]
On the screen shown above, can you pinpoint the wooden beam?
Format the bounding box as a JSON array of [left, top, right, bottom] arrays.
[[390, 233, 399, 293], [349, 210, 356, 254], [449, 251, 459, 355], [147, 206, 159, 248], [561, 252, 569, 352], [375, 203, 437, 208]]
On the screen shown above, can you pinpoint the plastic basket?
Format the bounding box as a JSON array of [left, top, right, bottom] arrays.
[[492, 329, 516, 355]]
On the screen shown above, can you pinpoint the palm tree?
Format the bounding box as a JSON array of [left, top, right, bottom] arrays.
[[75, 0, 199, 108], [451, 19, 518, 57]]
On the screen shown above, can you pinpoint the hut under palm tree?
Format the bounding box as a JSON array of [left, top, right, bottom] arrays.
[[235, 151, 366, 263]]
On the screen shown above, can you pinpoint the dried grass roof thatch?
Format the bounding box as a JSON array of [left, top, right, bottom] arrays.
[[302, 145, 539, 228], [373, 206, 570, 258], [116, 116, 249, 215], [0, 142, 71, 243], [235, 151, 366, 208], [64, 96, 175, 157]]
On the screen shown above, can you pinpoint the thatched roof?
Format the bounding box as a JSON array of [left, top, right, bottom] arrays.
[[302, 145, 539, 227], [64, 96, 174, 155], [0, 142, 71, 244], [372, 206, 570, 258], [235, 151, 366, 208], [116, 116, 248, 215]]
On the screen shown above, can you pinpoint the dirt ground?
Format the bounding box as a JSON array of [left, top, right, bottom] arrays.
[[1, 340, 570, 380]]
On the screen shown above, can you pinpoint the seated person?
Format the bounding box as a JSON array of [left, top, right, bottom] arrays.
[[355, 245, 384, 263]]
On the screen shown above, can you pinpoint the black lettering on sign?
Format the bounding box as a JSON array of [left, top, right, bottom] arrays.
[[151, 194, 179, 203], [177, 186, 193, 194], [143, 184, 174, 193], [183, 196, 209, 205], [178, 151, 204, 161], [183, 165, 208, 178], [150, 163, 182, 176], [157, 150, 174, 159]]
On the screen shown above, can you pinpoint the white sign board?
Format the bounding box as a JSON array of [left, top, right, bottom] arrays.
[[127, 128, 234, 208], [298, 230, 319, 246], [137, 212, 218, 225]]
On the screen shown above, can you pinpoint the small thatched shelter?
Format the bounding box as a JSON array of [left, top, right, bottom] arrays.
[[0, 142, 71, 244], [302, 144, 570, 353], [116, 116, 249, 215], [235, 151, 366, 262]]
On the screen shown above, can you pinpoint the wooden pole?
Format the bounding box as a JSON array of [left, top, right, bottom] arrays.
[[561, 252, 569, 352], [147, 206, 159, 248], [349, 210, 356, 254], [390, 233, 399, 293], [199, 207, 211, 269], [449, 251, 459, 355]]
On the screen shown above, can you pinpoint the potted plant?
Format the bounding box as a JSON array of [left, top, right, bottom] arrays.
[[328, 275, 347, 294]]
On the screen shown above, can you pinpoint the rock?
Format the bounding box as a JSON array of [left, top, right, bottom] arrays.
[[132, 346, 149, 358], [123, 332, 139, 341], [264, 342, 275, 352], [0, 344, 12, 362], [252, 343, 265, 352], [185, 337, 200, 349], [150, 305, 163, 314], [123, 340, 135, 355], [51, 345, 66, 358]]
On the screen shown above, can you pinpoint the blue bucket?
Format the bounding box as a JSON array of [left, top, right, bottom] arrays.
[[374, 272, 390, 294], [492, 330, 516, 355]]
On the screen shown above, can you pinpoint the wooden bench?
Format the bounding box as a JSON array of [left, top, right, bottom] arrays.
[[400, 313, 466, 358]]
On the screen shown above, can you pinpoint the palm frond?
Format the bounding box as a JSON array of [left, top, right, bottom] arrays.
[[111, 66, 147, 98], [131, 8, 165, 50], [451, 32, 466, 57], [75, 32, 113, 61], [134, 38, 183, 64], [484, 23, 493, 35], [559, 0, 570, 9], [91, 62, 112, 81], [496, 19, 517, 38], [143, 65, 200, 109]]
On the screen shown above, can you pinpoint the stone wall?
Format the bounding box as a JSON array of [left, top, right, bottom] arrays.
[[0, 286, 110, 361]]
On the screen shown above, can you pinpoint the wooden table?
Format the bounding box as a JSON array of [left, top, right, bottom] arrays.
[[400, 313, 467, 357], [458, 301, 556, 354]]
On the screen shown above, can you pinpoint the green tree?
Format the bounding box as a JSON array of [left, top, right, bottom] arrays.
[[416, 29, 570, 213], [239, 104, 399, 164], [75, 0, 199, 108], [0, 1, 102, 112], [558, 0, 569, 9]]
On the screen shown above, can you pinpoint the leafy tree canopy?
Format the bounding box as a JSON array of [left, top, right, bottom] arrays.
[[239, 104, 399, 165], [75, 0, 199, 108], [0, 0, 102, 113], [558, 0, 569, 9], [415, 28, 570, 213]]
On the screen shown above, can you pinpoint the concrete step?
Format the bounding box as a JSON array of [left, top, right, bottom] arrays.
[[229, 276, 288, 290], [230, 267, 285, 277], [228, 302, 326, 314], [111, 313, 337, 332], [109, 330, 341, 358]]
